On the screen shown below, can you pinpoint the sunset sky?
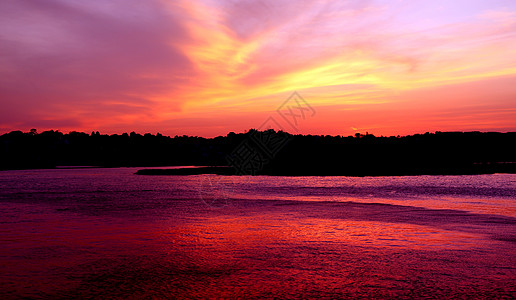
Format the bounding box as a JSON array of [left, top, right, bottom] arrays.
[[1, 0, 515, 137]]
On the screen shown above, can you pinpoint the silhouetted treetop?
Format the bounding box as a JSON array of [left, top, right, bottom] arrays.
[[1, 129, 515, 175]]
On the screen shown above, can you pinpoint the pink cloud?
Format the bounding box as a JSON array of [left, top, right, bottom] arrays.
[[0, 0, 195, 129]]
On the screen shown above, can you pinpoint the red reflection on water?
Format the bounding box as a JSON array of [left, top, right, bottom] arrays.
[[1, 171, 515, 298], [1, 202, 515, 298]]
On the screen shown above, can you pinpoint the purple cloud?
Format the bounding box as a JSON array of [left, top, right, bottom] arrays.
[[0, 0, 195, 130]]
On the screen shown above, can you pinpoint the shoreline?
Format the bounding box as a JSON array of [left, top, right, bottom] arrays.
[[135, 165, 516, 176]]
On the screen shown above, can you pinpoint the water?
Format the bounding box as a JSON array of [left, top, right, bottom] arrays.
[[0, 168, 515, 298]]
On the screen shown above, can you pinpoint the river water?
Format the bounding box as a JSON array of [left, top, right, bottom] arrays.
[[0, 168, 515, 298]]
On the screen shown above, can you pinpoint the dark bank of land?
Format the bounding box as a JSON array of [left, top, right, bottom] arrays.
[[135, 163, 516, 176], [1, 129, 515, 176]]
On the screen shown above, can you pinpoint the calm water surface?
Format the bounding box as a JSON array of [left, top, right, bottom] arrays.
[[0, 168, 515, 298]]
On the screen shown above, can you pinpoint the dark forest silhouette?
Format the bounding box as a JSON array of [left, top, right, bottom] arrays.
[[1, 129, 515, 175]]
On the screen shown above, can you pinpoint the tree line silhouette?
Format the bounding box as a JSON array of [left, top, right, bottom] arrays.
[[1, 129, 515, 175]]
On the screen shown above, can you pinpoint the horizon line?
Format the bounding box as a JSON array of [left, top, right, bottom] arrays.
[[3, 128, 516, 139]]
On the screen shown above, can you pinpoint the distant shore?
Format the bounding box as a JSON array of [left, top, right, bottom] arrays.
[[135, 163, 516, 176], [2, 130, 516, 174], [136, 166, 234, 175]]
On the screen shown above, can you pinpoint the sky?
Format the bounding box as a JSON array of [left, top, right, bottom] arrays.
[[1, 0, 515, 137]]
